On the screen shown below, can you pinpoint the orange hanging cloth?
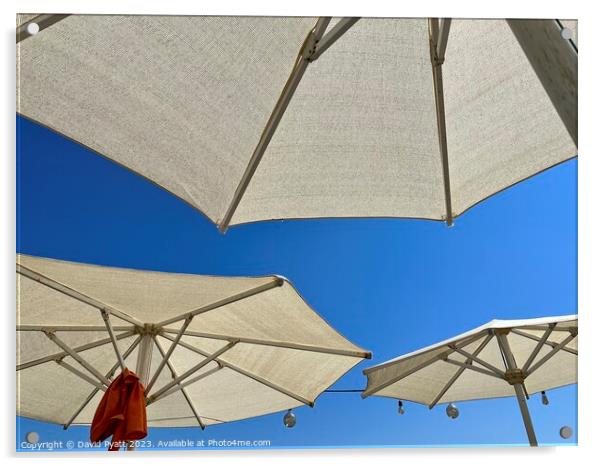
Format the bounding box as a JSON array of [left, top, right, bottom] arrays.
[[90, 367, 148, 451]]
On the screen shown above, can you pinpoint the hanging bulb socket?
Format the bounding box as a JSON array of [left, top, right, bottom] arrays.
[[541, 391, 549, 406], [398, 400, 405, 415]]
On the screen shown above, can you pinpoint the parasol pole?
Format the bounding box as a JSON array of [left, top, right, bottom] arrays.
[[136, 332, 154, 387], [496, 330, 538, 447], [127, 330, 154, 451], [512, 383, 538, 447]]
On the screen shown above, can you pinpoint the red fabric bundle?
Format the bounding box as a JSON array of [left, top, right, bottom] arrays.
[[90, 368, 147, 451]]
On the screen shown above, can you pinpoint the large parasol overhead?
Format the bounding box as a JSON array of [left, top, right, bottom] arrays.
[[16, 16, 577, 231]]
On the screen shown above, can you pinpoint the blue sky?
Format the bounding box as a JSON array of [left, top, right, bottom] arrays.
[[16, 114, 577, 450]]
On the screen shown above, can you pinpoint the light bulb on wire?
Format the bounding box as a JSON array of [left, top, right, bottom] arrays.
[[398, 400, 405, 415], [283, 409, 296, 428], [446, 403, 459, 419]]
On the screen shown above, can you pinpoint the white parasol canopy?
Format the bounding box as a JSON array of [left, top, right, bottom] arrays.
[[16, 16, 577, 231], [16, 254, 370, 430], [362, 315, 577, 446]]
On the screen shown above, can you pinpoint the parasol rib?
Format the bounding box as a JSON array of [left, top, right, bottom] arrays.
[[521, 323, 556, 373], [161, 328, 371, 359], [507, 19, 577, 145], [43, 331, 111, 386], [147, 341, 237, 405], [525, 332, 577, 377], [309, 18, 360, 61], [63, 336, 141, 429], [514, 325, 575, 332], [100, 310, 126, 371], [436, 18, 451, 60], [17, 264, 143, 326], [429, 18, 454, 226], [429, 334, 494, 408], [217, 17, 331, 232], [362, 331, 485, 398], [16, 14, 70, 43], [155, 278, 283, 327], [152, 336, 206, 430], [17, 330, 135, 371], [448, 345, 506, 377], [160, 333, 314, 407], [216, 16, 365, 232], [156, 366, 223, 402], [55, 359, 108, 391], [510, 329, 577, 355], [17, 325, 134, 332], [441, 358, 504, 379], [145, 316, 193, 394]]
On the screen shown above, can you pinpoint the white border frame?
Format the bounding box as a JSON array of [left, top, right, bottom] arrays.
[[4, 1, 599, 465]]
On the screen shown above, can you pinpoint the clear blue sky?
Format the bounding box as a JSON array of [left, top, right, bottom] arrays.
[[16, 115, 577, 450]]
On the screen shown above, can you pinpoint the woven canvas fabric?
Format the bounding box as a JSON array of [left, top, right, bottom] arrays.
[[17, 15, 317, 224], [16, 255, 369, 427], [232, 18, 444, 223], [17, 16, 577, 227], [17, 254, 276, 324], [363, 316, 577, 405], [443, 19, 576, 217]]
